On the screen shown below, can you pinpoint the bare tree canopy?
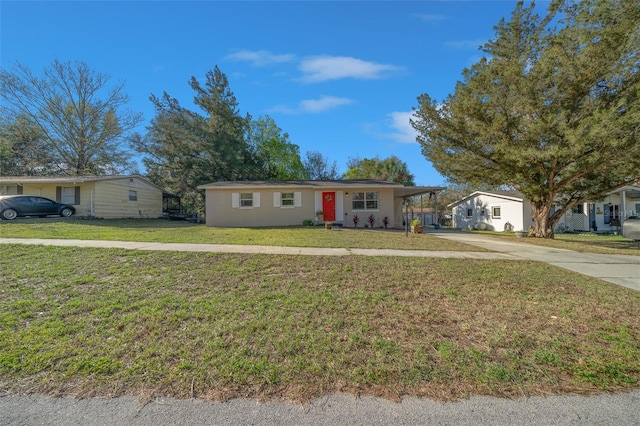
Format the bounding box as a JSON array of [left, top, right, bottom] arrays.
[[0, 59, 142, 175], [412, 0, 640, 238]]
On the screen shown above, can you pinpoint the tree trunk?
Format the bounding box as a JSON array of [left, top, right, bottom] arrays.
[[529, 199, 558, 239]]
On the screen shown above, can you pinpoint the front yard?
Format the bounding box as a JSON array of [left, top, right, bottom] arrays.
[[0, 218, 486, 251], [1, 244, 639, 403]]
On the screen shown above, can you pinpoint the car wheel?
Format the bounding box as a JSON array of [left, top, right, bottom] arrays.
[[2, 209, 18, 220], [60, 208, 74, 217]]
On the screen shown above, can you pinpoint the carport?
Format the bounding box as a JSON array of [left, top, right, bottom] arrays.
[[393, 186, 446, 234]]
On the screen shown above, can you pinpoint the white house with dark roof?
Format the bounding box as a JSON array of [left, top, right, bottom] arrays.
[[448, 190, 530, 232], [449, 186, 640, 233], [197, 180, 445, 228]]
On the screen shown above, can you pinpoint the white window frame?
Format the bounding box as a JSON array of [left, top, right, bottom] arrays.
[[240, 193, 253, 208], [232, 192, 260, 209], [466, 208, 473, 218], [274, 191, 302, 208], [281, 192, 294, 207], [492, 206, 501, 219], [129, 190, 138, 201], [61, 187, 76, 204], [352, 191, 379, 211]]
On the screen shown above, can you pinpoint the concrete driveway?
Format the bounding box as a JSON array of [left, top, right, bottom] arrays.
[[428, 231, 640, 292]]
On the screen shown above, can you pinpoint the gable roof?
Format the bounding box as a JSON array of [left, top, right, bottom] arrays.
[[448, 190, 525, 208], [0, 175, 166, 193]]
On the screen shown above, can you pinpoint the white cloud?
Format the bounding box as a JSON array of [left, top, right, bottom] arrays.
[[225, 50, 295, 67], [385, 111, 419, 144], [444, 39, 486, 50], [300, 96, 354, 113], [299, 56, 401, 83], [413, 13, 446, 23], [269, 96, 354, 115]]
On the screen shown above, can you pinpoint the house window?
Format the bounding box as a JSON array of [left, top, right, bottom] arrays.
[[129, 190, 138, 201], [352, 192, 378, 210], [466, 208, 473, 217], [281, 192, 294, 206], [61, 187, 77, 204], [572, 204, 584, 214], [0, 184, 21, 195], [480, 207, 485, 216], [492, 206, 501, 219], [240, 193, 253, 208]]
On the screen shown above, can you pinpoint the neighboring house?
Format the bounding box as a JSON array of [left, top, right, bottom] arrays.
[[0, 175, 165, 219], [449, 186, 640, 233], [556, 186, 640, 233], [449, 191, 530, 232], [197, 180, 445, 228]]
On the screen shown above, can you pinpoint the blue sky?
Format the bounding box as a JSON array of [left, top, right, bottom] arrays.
[[1, 1, 543, 185]]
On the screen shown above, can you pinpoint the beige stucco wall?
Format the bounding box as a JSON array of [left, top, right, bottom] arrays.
[[204, 186, 397, 228]]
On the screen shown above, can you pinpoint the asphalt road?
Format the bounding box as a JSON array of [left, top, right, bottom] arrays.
[[2, 391, 640, 426]]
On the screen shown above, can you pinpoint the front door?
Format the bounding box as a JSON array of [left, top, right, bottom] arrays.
[[322, 192, 336, 221]]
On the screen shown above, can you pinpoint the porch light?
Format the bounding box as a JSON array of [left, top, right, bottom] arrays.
[[345, 192, 349, 197]]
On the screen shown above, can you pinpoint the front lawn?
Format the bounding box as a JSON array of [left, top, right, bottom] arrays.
[[0, 218, 486, 251], [1, 245, 638, 402]]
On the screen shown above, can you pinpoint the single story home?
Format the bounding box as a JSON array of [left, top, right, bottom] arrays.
[[196, 180, 445, 228], [449, 190, 530, 232], [0, 175, 165, 219], [449, 186, 640, 233], [557, 186, 640, 232]]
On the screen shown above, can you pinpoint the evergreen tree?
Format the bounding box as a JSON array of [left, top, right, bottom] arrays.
[[412, 0, 640, 238], [248, 116, 306, 180], [343, 155, 415, 185], [136, 66, 259, 212]]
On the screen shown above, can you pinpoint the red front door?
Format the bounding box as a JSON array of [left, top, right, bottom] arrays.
[[322, 192, 336, 221]]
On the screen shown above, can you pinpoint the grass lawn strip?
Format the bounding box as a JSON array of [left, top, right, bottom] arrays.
[[1, 245, 638, 402], [471, 231, 640, 256], [0, 219, 486, 252]]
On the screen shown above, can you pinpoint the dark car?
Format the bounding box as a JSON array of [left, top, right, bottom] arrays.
[[0, 195, 76, 220]]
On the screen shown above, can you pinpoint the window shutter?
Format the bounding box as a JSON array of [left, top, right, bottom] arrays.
[[294, 192, 302, 207], [253, 192, 260, 208], [274, 192, 281, 207], [75, 187, 81, 205], [56, 186, 62, 203], [232, 192, 239, 208]]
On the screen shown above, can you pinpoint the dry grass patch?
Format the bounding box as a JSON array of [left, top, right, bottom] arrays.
[[1, 245, 638, 403]]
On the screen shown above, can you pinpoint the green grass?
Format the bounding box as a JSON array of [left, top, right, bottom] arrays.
[[1, 245, 638, 402], [0, 218, 486, 251], [467, 230, 640, 256]]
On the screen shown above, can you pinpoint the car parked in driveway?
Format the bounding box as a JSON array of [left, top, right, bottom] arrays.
[[0, 195, 76, 220]]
